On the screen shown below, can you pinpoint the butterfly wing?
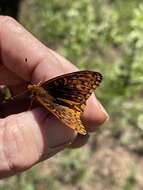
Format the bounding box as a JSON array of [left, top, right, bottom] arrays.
[[38, 71, 102, 135], [36, 96, 87, 135], [42, 70, 102, 112]]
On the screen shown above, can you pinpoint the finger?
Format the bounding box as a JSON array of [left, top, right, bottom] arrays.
[[0, 108, 76, 178], [0, 65, 23, 85], [82, 95, 109, 132], [8, 83, 28, 96], [69, 134, 89, 148], [0, 91, 31, 117], [0, 16, 108, 131]]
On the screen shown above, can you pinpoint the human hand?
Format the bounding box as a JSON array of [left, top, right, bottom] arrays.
[[0, 16, 108, 178]]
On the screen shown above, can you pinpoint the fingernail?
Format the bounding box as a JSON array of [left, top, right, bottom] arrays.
[[96, 100, 109, 122], [49, 139, 72, 149]]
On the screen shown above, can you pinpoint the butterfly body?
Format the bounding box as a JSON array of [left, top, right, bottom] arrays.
[[27, 71, 102, 135]]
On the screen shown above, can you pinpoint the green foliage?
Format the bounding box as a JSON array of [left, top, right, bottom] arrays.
[[54, 149, 92, 185], [123, 173, 137, 190]]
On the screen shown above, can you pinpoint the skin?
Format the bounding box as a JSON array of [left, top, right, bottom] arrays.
[[0, 16, 108, 178]]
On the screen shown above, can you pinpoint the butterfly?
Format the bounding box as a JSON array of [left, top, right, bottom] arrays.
[[27, 70, 103, 135]]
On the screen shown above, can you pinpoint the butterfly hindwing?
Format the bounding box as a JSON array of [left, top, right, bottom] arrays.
[[36, 96, 86, 134]]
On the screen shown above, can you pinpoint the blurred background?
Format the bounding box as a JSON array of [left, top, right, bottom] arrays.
[[0, 0, 143, 189]]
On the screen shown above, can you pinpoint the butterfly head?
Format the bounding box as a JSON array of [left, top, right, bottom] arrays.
[[27, 84, 49, 99], [28, 84, 37, 92], [27, 84, 43, 96]]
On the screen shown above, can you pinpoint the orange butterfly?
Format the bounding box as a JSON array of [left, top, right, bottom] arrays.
[[28, 71, 103, 135]]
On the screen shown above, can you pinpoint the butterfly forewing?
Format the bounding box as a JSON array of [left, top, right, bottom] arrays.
[[42, 71, 102, 112]]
